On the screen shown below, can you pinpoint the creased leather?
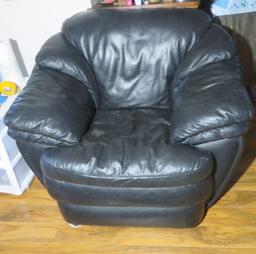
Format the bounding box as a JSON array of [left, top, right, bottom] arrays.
[[172, 23, 236, 89], [41, 108, 213, 187], [182, 122, 250, 145], [4, 66, 95, 146], [36, 33, 100, 106], [62, 8, 211, 109], [170, 57, 254, 144]]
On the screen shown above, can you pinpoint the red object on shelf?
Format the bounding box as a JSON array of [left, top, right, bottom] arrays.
[[104, 0, 115, 3], [127, 0, 133, 6]]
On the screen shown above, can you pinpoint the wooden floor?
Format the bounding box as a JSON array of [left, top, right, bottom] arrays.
[[0, 122, 255, 254]]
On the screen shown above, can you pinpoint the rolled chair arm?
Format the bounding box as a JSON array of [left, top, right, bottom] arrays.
[[170, 57, 255, 145], [4, 66, 95, 146]]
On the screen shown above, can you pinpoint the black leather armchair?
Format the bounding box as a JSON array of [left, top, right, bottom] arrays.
[[5, 9, 254, 228]]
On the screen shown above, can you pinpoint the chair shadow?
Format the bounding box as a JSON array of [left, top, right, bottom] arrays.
[[210, 17, 256, 191], [231, 120, 256, 185], [224, 23, 256, 183]]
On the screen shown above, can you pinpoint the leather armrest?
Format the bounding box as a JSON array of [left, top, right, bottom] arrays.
[[170, 57, 255, 145], [4, 66, 95, 146], [35, 33, 99, 106]]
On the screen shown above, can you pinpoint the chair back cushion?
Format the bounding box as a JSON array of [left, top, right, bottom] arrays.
[[62, 9, 212, 108]]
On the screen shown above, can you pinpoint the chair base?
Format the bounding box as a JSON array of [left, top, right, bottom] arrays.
[[58, 202, 206, 228]]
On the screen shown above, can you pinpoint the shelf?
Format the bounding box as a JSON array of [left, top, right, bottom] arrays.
[[0, 94, 18, 120], [0, 168, 11, 186], [2, 132, 20, 164], [122, 2, 199, 9], [0, 161, 6, 169], [11, 153, 22, 168], [0, 39, 33, 195], [94, 1, 199, 9], [0, 157, 34, 195]]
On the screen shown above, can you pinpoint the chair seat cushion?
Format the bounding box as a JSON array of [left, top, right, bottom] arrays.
[[41, 109, 213, 188]]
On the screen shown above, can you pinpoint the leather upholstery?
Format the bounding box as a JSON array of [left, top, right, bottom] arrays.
[[171, 57, 253, 145], [62, 9, 211, 109], [4, 8, 255, 227], [41, 108, 213, 187], [5, 67, 95, 146], [58, 203, 206, 228], [45, 175, 213, 207], [196, 137, 245, 207], [17, 142, 49, 184]]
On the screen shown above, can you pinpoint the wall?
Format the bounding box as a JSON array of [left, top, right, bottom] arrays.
[[0, 0, 92, 74]]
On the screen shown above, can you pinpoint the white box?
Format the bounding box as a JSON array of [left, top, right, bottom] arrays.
[[0, 120, 34, 195], [0, 39, 33, 195]]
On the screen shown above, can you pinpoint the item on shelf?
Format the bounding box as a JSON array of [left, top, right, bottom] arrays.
[[91, 0, 105, 7], [149, 0, 161, 3], [93, 0, 198, 7], [135, 0, 143, 6], [175, 0, 194, 2], [0, 81, 19, 96], [0, 40, 26, 115], [212, 0, 256, 16], [93, 0, 117, 7], [118, 0, 133, 6], [0, 95, 7, 105], [0, 81, 20, 106]]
